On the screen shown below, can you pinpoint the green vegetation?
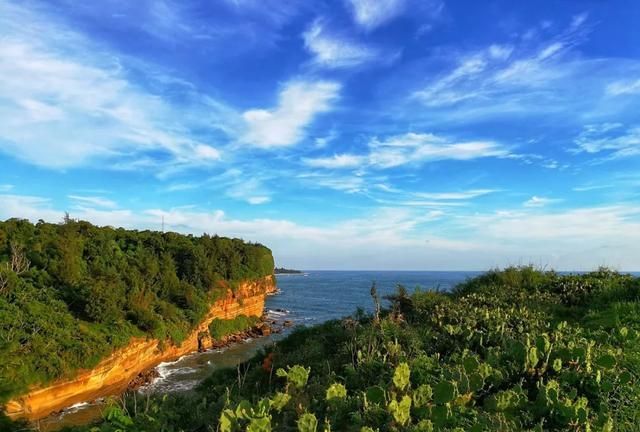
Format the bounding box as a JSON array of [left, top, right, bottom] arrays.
[[58, 267, 640, 432], [0, 218, 273, 404], [209, 315, 260, 340], [274, 267, 302, 275]]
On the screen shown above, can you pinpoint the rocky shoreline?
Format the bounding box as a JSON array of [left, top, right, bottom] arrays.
[[125, 313, 293, 392]]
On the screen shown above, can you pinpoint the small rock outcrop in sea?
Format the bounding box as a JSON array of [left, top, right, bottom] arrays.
[[209, 319, 274, 350], [128, 369, 161, 391]]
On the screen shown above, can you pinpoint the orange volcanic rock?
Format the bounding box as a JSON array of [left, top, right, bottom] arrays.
[[6, 275, 276, 421]]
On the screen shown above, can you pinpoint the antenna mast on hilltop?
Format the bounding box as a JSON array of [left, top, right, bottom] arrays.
[[162, 215, 165, 233]]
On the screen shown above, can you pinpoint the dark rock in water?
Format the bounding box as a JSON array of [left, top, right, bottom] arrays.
[[128, 368, 160, 390], [208, 319, 274, 349], [283, 320, 294, 327], [256, 322, 271, 336]]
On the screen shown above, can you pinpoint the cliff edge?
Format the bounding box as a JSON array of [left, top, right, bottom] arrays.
[[5, 275, 276, 421]]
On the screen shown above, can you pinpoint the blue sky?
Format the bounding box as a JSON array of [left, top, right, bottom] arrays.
[[1, 0, 639, 270]]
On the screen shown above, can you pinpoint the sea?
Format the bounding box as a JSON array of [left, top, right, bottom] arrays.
[[29, 270, 498, 430]]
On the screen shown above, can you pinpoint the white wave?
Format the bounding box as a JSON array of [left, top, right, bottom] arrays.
[[267, 309, 289, 316], [57, 401, 92, 418], [155, 379, 201, 392]]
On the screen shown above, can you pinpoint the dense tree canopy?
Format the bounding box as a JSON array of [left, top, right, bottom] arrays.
[[0, 218, 273, 403]]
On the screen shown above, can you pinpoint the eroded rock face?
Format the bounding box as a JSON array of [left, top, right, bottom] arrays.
[[6, 275, 276, 421]]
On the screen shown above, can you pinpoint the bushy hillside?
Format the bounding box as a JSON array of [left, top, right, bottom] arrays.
[[62, 267, 640, 432], [0, 218, 273, 403]]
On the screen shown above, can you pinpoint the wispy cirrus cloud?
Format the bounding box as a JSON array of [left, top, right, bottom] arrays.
[[302, 132, 509, 171], [346, 0, 406, 31], [242, 80, 341, 148], [572, 123, 640, 159], [367, 132, 508, 168], [302, 154, 365, 169], [303, 19, 379, 69], [227, 177, 272, 205], [606, 78, 640, 96], [171, 168, 274, 205], [297, 172, 367, 194], [0, 2, 226, 170], [68, 195, 118, 209], [412, 29, 580, 109], [523, 196, 562, 208], [370, 187, 497, 210], [414, 189, 496, 200], [408, 13, 620, 125]]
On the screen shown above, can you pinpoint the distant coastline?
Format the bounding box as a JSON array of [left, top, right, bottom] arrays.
[[274, 267, 303, 275]]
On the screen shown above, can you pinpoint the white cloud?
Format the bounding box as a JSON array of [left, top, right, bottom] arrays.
[[303, 20, 378, 68], [242, 80, 341, 148], [415, 189, 496, 200], [465, 206, 640, 243], [194, 145, 222, 160], [68, 195, 118, 209], [572, 184, 613, 192], [226, 176, 272, 205], [302, 133, 509, 172], [488, 44, 513, 60], [374, 183, 402, 193], [571, 13, 589, 29], [451, 205, 640, 270], [314, 130, 338, 149], [377, 199, 466, 208], [412, 16, 590, 110], [297, 172, 366, 194], [0, 194, 60, 222], [0, 185, 13, 192], [368, 133, 508, 168], [166, 183, 200, 192], [17, 99, 65, 122], [537, 42, 564, 60], [247, 196, 270, 205], [164, 169, 273, 204], [413, 54, 488, 106], [0, 2, 227, 170], [606, 78, 640, 96], [302, 154, 364, 169], [346, 0, 406, 31], [573, 124, 640, 159], [523, 196, 561, 208]]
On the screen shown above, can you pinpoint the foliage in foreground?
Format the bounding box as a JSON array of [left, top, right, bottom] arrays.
[[0, 218, 273, 403], [55, 267, 640, 432]]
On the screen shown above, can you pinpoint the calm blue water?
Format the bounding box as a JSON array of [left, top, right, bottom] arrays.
[[268, 270, 479, 325]]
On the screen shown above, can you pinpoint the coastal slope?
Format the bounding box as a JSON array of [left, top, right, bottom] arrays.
[[6, 275, 276, 420]]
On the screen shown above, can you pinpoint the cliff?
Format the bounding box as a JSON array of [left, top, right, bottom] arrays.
[[5, 275, 276, 421]]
